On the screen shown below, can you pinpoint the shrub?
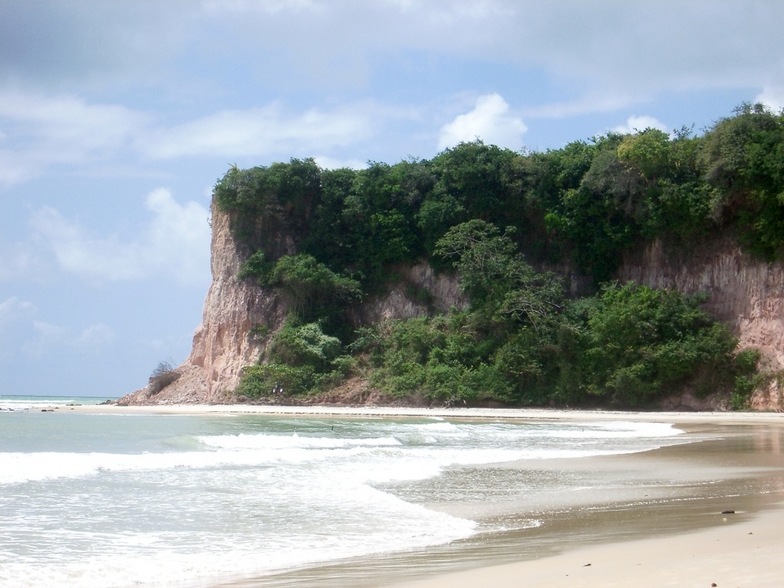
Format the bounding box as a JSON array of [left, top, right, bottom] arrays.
[[148, 360, 180, 395], [236, 363, 316, 398]]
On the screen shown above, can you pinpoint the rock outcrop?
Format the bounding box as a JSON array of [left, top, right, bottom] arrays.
[[118, 206, 466, 405], [619, 237, 784, 410], [119, 205, 288, 404], [120, 201, 783, 410]]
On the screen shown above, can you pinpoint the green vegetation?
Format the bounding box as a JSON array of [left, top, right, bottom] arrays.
[[216, 104, 781, 408]]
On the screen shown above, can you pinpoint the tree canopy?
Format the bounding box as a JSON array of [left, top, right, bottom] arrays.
[[215, 104, 778, 408]]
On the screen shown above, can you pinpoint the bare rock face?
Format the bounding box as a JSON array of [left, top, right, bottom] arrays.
[[118, 205, 289, 404], [350, 263, 467, 326], [619, 237, 784, 410]]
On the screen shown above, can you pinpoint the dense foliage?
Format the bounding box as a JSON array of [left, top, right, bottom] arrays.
[[217, 104, 782, 408]]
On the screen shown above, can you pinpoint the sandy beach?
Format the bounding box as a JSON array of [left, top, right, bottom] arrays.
[[385, 505, 784, 588], [64, 403, 784, 587]]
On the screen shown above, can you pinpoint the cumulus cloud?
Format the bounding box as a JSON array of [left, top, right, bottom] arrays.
[[199, 1, 784, 114], [313, 155, 368, 170], [30, 189, 210, 285], [0, 297, 36, 359], [4, 2, 784, 121], [756, 86, 784, 112], [72, 323, 116, 350], [0, 89, 384, 183], [0, 0, 191, 87], [0, 296, 114, 359], [0, 246, 39, 282], [21, 320, 68, 357], [611, 115, 669, 135], [438, 94, 527, 151]]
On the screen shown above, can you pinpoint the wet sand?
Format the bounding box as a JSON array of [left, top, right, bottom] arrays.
[[66, 404, 784, 587], [386, 506, 784, 588], [382, 427, 784, 588]]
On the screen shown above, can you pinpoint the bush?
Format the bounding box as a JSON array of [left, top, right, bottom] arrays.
[[269, 320, 343, 371], [236, 363, 316, 398], [729, 348, 763, 409], [577, 283, 740, 407], [148, 360, 180, 395]]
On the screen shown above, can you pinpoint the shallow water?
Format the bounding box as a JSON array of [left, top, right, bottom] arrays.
[[240, 424, 784, 588], [0, 399, 701, 588]]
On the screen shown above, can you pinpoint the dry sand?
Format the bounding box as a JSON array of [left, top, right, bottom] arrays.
[[66, 403, 784, 587]]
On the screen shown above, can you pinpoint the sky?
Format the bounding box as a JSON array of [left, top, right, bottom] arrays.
[[1, 0, 783, 397]]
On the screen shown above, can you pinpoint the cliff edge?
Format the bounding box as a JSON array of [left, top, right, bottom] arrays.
[[119, 205, 783, 410], [118, 204, 464, 405], [119, 205, 286, 404]]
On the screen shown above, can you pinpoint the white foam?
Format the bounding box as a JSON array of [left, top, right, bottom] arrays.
[[0, 415, 691, 587], [198, 432, 402, 450]]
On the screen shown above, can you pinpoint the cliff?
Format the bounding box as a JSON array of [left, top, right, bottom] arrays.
[[619, 237, 784, 410], [118, 205, 467, 405], [119, 205, 287, 404], [119, 206, 783, 410]]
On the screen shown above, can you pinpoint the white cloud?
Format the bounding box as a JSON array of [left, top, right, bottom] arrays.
[[0, 246, 40, 282], [21, 320, 68, 357], [198, 1, 784, 115], [139, 104, 373, 160], [611, 115, 669, 135], [0, 91, 150, 185], [0, 297, 114, 358], [756, 86, 784, 112], [438, 94, 527, 151], [313, 155, 368, 171], [31, 189, 210, 285], [0, 89, 382, 183], [20, 320, 114, 357], [0, 91, 146, 150], [0, 297, 36, 360]]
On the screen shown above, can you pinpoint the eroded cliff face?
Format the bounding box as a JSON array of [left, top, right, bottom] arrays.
[[121, 203, 783, 410], [119, 205, 290, 404], [119, 206, 465, 405], [349, 263, 468, 326], [619, 237, 784, 410]]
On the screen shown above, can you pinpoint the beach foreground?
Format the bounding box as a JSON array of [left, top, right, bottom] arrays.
[[384, 504, 784, 588], [64, 404, 783, 588]]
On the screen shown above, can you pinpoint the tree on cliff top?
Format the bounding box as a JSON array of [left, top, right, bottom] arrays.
[[217, 105, 774, 408]]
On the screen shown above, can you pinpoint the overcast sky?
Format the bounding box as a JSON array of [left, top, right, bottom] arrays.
[[1, 0, 782, 397]]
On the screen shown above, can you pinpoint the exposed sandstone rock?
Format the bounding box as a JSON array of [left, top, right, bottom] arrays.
[[118, 207, 465, 405], [119, 205, 288, 404], [349, 262, 467, 326], [619, 237, 784, 410], [119, 200, 783, 410]]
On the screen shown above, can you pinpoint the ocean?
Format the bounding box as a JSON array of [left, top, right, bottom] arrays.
[[0, 396, 704, 587]]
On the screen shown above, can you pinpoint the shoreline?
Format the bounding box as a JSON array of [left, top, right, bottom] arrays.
[[57, 404, 784, 587], [383, 500, 784, 588], [65, 402, 784, 425], [380, 431, 784, 588]]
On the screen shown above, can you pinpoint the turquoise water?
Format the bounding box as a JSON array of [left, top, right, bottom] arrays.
[[0, 399, 689, 588]]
